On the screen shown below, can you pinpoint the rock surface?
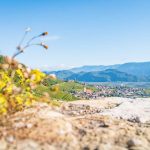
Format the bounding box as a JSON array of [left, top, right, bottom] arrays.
[[99, 98, 150, 123], [0, 98, 150, 150]]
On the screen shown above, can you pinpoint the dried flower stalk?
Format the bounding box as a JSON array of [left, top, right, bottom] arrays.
[[12, 28, 48, 58]]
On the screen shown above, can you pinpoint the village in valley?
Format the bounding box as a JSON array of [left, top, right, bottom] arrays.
[[70, 82, 148, 99]]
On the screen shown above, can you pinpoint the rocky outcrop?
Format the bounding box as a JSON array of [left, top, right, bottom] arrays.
[[0, 99, 150, 150]]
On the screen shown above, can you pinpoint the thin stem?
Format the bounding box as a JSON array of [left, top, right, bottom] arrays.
[[12, 43, 41, 59], [12, 51, 23, 59], [18, 31, 28, 46]]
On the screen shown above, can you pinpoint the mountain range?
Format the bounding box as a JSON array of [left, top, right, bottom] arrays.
[[44, 62, 150, 82]]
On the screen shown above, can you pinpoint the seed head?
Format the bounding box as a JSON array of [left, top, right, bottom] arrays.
[[40, 42, 48, 49], [41, 32, 48, 36], [17, 46, 24, 52], [43, 45, 48, 49]]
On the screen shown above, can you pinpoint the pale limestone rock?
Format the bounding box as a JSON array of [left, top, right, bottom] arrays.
[[17, 140, 40, 150], [0, 139, 7, 150]]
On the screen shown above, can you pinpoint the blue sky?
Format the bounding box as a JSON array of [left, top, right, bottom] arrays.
[[0, 0, 150, 69]]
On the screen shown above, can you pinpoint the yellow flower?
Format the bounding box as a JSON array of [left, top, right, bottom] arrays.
[[51, 85, 59, 92], [14, 69, 25, 85], [0, 71, 11, 83], [25, 99, 32, 107], [0, 108, 7, 114], [31, 69, 46, 83], [26, 87, 31, 91], [0, 94, 7, 105], [0, 94, 7, 114], [25, 79, 31, 84], [4, 84, 13, 94], [16, 96, 23, 105], [0, 81, 6, 90], [15, 69, 24, 78]]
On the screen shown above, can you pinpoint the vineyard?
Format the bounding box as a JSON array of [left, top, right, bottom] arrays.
[[0, 55, 78, 115]]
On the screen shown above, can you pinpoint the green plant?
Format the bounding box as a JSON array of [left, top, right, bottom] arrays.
[[0, 55, 4, 63]]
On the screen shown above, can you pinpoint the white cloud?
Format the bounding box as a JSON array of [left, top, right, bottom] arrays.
[[39, 64, 75, 71]]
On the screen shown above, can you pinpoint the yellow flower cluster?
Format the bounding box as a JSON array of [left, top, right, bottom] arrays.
[[0, 71, 11, 91], [7, 92, 35, 112], [0, 94, 7, 114], [0, 65, 47, 115], [14, 69, 24, 85], [0, 71, 10, 82], [0, 81, 6, 90], [30, 69, 46, 83]]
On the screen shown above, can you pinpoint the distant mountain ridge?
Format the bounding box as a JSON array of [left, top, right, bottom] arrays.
[[44, 61, 150, 82], [66, 69, 138, 82], [70, 64, 120, 73], [45, 70, 73, 80], [116, 62, 150, 77]]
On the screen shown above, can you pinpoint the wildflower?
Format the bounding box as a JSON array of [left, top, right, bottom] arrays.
[[30, 74, 36, 81], [40, 42, 48, 50], [26, 87, 31, 92], [29, 82, 37, 89], [31, 69, 46, 83], [0, 108, 7, 114], [24, 98, 32, 107], [14, 69, 24, 85], [12, 29, 49, 58], [15, 69, 24, 79], [18, 64, 23, 69], [11, 59, 19, 69], [4, 84, 13, 94], [49, 74, 57, 80], [26, 68, 31, 74], [0, 94, 7, 114], [4, 56, 12, 65], [40, 32, 48, 36], [0, 71, 11, 83], [43, 45, 48, 49], [16, 96, 23, 105], [0, 81, 6, 90], [1, 64, 9, 70], [25, 79, 31, 84], [23, 72, 29, 79], [16, 46, 24, 52], [12, 86, 22, 94], [51, 85, 59, 92]]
